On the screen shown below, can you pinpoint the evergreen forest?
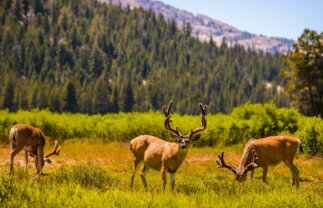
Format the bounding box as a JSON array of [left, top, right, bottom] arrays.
[[0, 0, 288, 115]]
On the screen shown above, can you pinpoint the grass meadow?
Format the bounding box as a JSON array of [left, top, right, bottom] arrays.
[[0, 139, 322, 207]]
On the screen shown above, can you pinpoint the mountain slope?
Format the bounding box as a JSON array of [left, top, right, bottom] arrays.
[[0, 0, 288, 114], [106, 0, 294, 53]]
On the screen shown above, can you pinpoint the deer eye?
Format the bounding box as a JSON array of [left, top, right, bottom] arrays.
[[186, 140, 190, 144]]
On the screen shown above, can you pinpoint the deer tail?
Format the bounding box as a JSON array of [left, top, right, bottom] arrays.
[[9, 127, 17, 149], [129, 139, 134, 151], [298, 139, 304, 153]]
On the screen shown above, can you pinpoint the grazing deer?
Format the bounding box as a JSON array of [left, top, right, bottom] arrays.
[[129, 101, 207, 191], [216, 136, 303, 188], [9, 124, 61, 175]]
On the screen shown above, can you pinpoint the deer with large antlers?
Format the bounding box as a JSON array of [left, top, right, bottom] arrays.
[[9, 124, 61, 175], [216, 136, 303, 188], [129, 101, 207, 191]]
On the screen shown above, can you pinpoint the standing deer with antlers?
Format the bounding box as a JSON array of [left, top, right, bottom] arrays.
[[129, 101, 207, 191], [9, 124, 61, 175], [216, 136, 303, 188]]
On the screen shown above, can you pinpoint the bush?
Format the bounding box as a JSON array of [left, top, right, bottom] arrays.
[[295, 116, 323, 155], [0, 103, 321, 155], [51, 164, 118, 191]]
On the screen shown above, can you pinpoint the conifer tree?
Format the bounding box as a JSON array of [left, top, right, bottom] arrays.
[[0, 0, 291, 114], [110, 84, 119, 113], [62, 80, 79, 113], [2, 75, 15, 111], [282, 29, 323, 116], [120, 78, 134, 112], [92, 74, 110, 114]]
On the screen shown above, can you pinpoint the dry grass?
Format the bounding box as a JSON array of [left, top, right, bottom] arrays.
[[0, 139, 322, 207]]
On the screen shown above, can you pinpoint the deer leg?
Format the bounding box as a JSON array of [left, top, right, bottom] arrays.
[[24, 151, 28, 173], [292, 163, 299, 188], [37, 145, 44, 175], [34, 154, 39, 174], [161, 165, 167, 191], [140, 164, 148, 191], [170, 173, 176, 192], [130, 160, 139, 191], [262, 165, 268, 184], [284, 160, 296, 187], [250, 169, 254, 180], [9, 145, 23, 174]]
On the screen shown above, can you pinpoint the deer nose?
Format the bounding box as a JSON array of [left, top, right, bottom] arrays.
[[180, 145, 186, 149]]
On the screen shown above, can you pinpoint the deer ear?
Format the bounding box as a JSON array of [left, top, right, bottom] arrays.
[[191, 134, 201, 141], [245, 163, 257, 171], [44, 158, 52, 164], [169, 132, 178, 139]]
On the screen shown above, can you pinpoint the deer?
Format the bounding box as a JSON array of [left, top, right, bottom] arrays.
[[9, 124, 61, 175], [216, 136, 303, 188], [129, 101, 207, 191]]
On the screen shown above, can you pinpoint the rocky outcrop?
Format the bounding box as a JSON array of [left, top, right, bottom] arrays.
[[103, 0, 294, 53]]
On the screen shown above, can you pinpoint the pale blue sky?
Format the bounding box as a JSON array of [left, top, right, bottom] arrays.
[[158, 0, 323, 40]]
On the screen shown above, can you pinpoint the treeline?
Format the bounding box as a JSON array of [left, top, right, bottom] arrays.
[[0, 0, 288, 115], [0, 103, 321, 155]]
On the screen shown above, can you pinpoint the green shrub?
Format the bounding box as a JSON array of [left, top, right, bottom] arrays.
[[295, 116, 323, 155], [0, 103, 321, 155], [50, 164, 118, 191]]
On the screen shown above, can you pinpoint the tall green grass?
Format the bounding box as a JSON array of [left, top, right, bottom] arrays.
[[0, 102, 322, 155], [0, 164, 322, 207]]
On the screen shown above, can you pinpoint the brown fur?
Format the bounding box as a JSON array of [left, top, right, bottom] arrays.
[[130, 101, 207, 192], [9, 124, 60, 175], [218, 136, 302, 188], [130, 135, 191, 191]]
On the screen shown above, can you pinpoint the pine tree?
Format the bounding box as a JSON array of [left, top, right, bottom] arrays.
[[33, 0, 43, 14], [30, 86, 38, 109], [49, 87, 61, 112], [282, 29, 323, 116], [120, 78, 134, 112], [90, 45, 106, 79], [62, 80, 79, 113], [12, 0, 22, 20], [92, 75, 110, 114], [0, 0, 290, 114], [2, 75, 15, 111], [110, 84, 119, 113]]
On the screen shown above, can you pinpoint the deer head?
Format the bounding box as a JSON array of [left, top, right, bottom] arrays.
[[162, 101, 207, 149], [29, 140, 61, 166], [217, 150, 258, 181], [44, 140, 61, 165]]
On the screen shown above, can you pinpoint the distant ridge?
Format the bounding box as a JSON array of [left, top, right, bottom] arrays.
[[104, 0, 294, 53]]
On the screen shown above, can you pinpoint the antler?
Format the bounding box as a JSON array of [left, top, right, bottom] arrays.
[[216, 151, 238, 175], [162, 101, 181, 137], [44, 140, 61, 158], [244, 150, 258, 171], [187, 103, 207, 138]]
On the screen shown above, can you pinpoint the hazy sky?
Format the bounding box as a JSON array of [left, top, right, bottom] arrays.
[[158, 0, 323, 40]]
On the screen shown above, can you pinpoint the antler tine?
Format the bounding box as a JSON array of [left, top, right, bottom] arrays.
[[163, 101, 181, 137], [164, 115, 181, 137], [199, 103, 207, 116], [44, 140, 61, 158], [162, 100, 173, 117], [188, 103, 207, 138], [216, 151, 237, 175]]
